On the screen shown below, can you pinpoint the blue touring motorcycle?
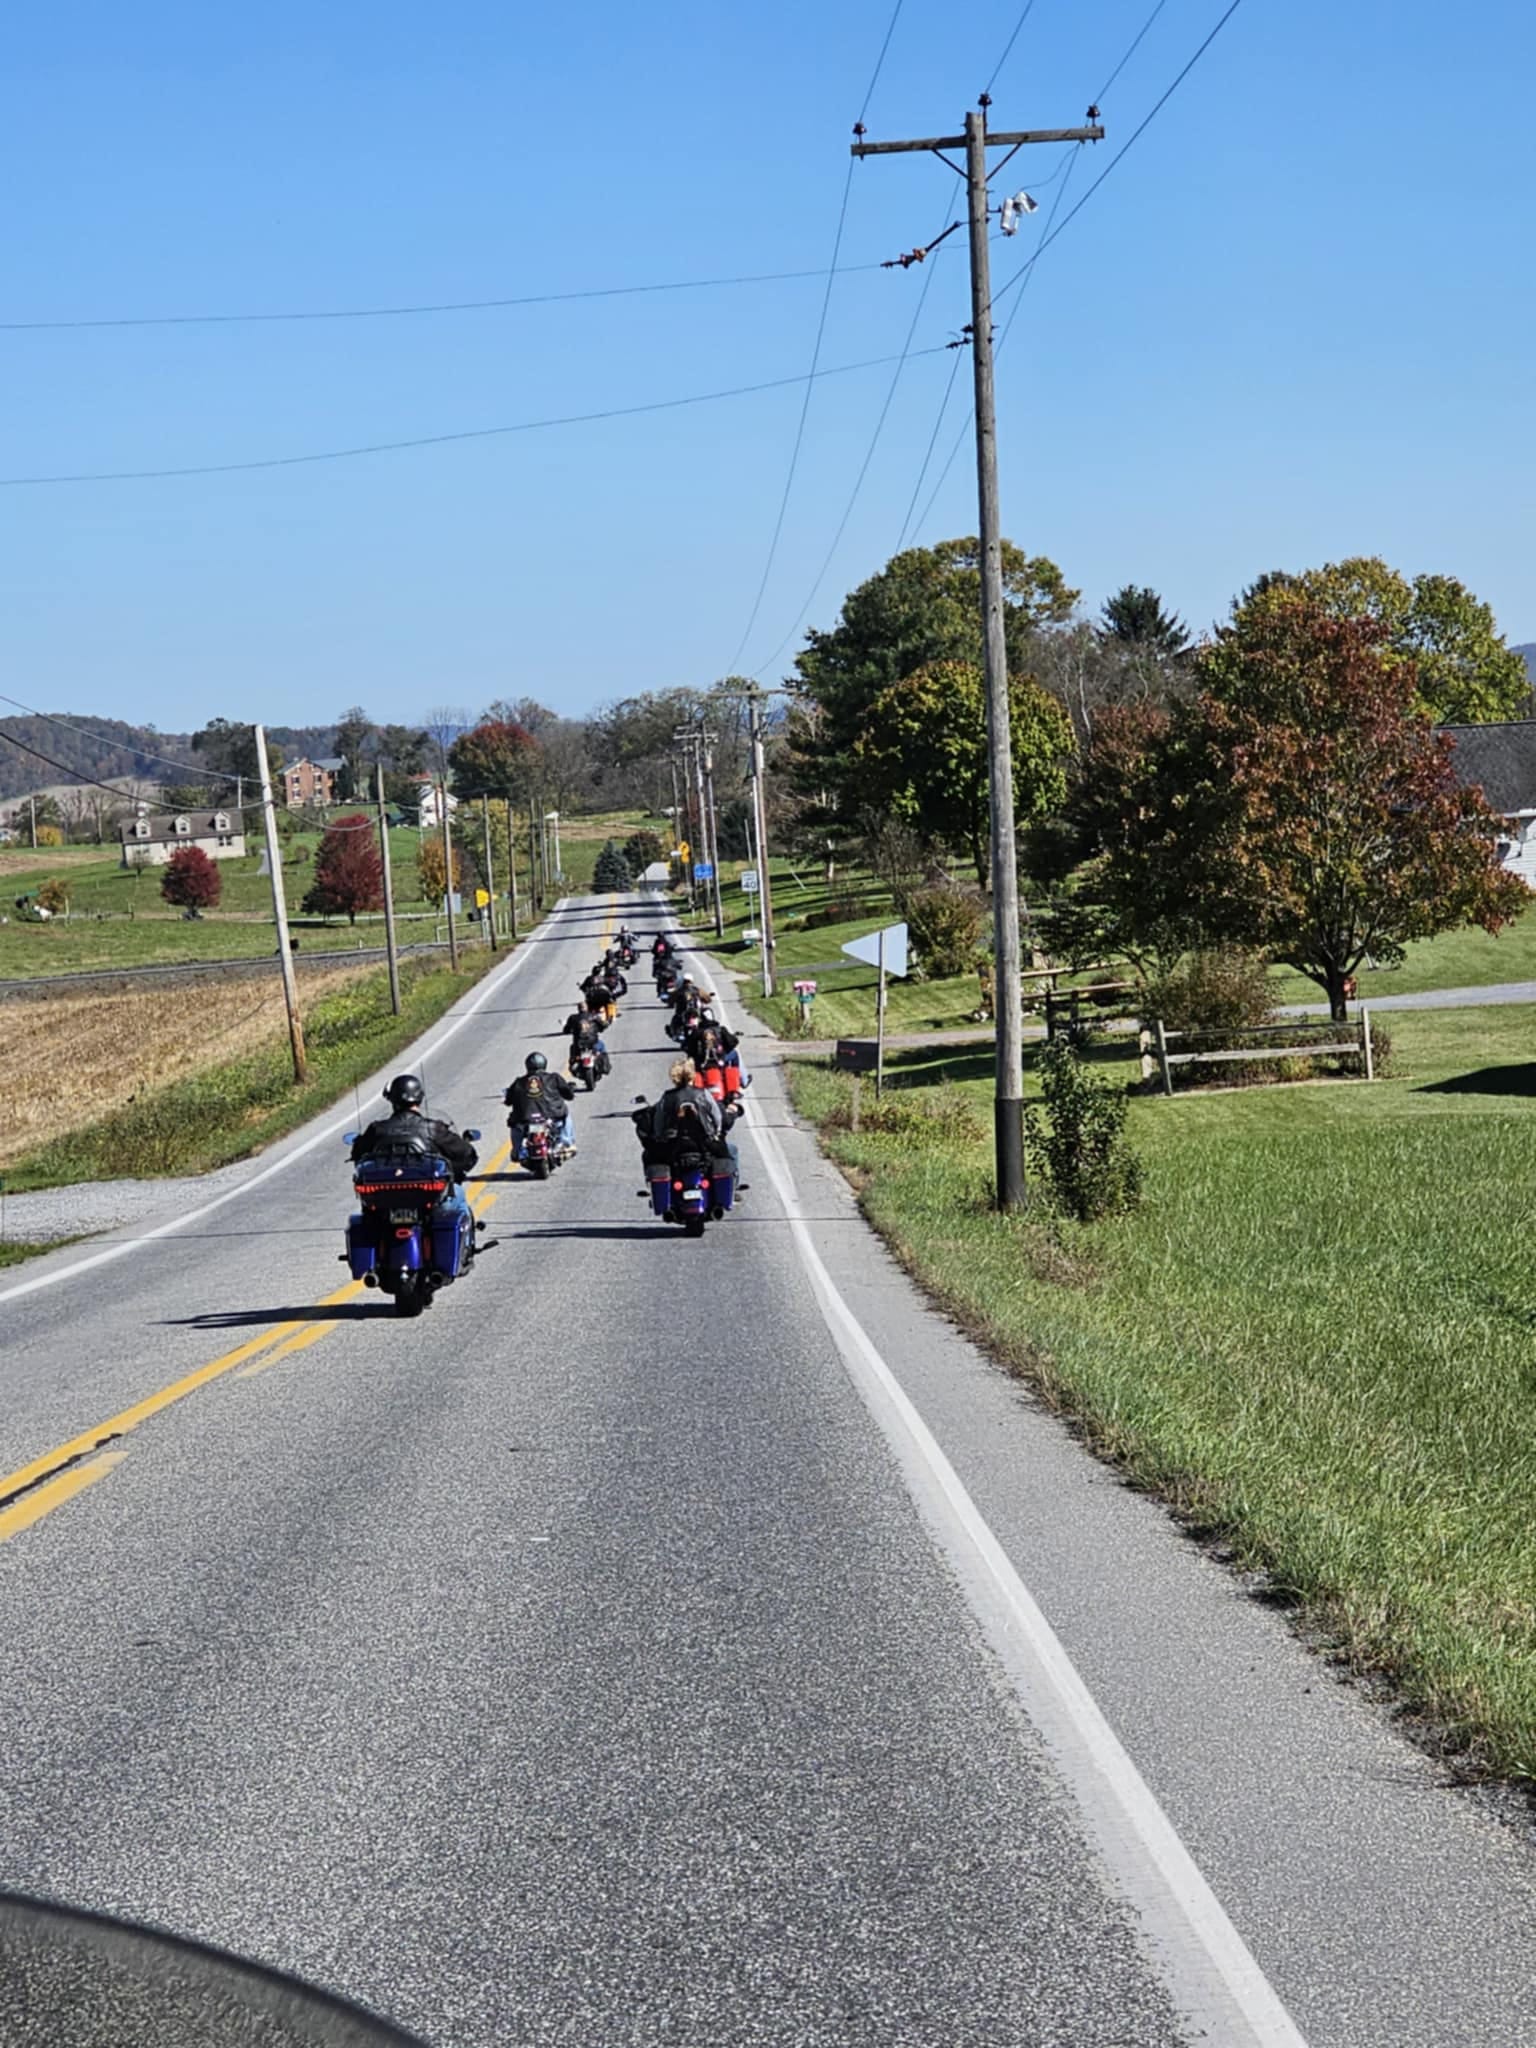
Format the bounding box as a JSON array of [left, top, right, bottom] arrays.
[[343, 1129, 484, 1316]]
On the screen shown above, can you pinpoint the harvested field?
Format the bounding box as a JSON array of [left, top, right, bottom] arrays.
[[3, 963, 372, 1168]]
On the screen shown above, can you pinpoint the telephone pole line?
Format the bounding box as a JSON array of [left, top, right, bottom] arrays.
[[375, 762, 401, 1016], [254, 724, 307, 1084], [747, 691, 777, 999], [853, 99, 1102, 1212]]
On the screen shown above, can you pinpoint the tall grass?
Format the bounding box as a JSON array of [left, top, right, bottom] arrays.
[[789, 1009, 1536, 1779], [7, 952, 497, 1191]]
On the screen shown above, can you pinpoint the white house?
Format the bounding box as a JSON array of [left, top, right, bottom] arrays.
[[414, 783, 460, 830], [1441, 722, 1536, 887], [119, 808, 247, 867]]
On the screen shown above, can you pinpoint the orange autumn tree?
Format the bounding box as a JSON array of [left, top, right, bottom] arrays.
[[1075, 596, 1527, 1019]]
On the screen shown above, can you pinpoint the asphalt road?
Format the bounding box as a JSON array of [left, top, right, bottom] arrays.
[[2, 893, 1534, 2047]]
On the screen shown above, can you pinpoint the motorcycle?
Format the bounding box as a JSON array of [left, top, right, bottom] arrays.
[[632, 1098, 735, 1239], [618, 943, 638, 969], [655, 960, 680, 1000], [667, 1002, 702, 1045], [344, 1130, 484, 1317], [510, 1107, 565, 1180], [571, 1043, 605, 1091]]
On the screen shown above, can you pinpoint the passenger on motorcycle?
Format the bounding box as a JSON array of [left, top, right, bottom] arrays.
[[505, 1052, 577, 1156], [651, 933, 674, 967], [562, 1002, 612, 1077], [641, 1058, 742, 1183], [351, 1074, 477, 1229]]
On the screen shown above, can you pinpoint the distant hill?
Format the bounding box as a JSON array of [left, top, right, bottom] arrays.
[[1516, 643, 1536, 683], [0, 715, 340, 803]]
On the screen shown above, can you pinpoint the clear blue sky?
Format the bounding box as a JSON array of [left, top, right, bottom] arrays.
[[3, 0, 1532, 734]]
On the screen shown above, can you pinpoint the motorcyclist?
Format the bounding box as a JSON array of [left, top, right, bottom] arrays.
[[667, 977, 701, 1042], [505, 1051, 577, 1157], [687, 1013, 740, 1072], [562, 1001, 612, 1078], [639, 1058, 742, 1183], [651, 933, 675, 968], [351, 1074, 477, 1232], [582, 965, 621, 1022]]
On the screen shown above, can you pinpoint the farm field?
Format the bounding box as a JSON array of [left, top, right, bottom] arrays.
[[789, 1002, 1536, 1777]]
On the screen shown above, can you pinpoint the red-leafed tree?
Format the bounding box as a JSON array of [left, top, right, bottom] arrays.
[[160, 844, 222, 912], [302, 814, 384, 923], [1074, 596, 1529, 1018]]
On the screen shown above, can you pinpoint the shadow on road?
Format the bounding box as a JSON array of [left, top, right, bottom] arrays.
[[162, 1303, 383, 1330]]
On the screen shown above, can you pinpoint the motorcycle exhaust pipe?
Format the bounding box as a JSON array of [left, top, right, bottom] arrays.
[[363, 1272, 379, 1288]]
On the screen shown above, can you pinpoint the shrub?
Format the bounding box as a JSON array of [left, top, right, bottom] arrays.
[[1025, 1039, 1143, 1223], [622, 829, 664, 873], [160, 845, 222, 911], [592, 840, 633, 892], [1143, 948, 1274, 1036], [906, 886, 985, 981], [34, 824, 63, 847], [36, 877, 70, 915]]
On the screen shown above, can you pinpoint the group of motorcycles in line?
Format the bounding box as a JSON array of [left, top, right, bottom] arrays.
[[342, 925, 749, 1314]]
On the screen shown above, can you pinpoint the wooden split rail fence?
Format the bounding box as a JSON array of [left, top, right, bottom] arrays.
[[1143, 1011, 1376, 1096]]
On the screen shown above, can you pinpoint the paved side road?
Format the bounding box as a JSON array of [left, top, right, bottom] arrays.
[[0, 894, 1531, 2046]]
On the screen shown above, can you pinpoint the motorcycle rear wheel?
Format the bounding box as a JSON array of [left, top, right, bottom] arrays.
[[530, 1156, 550, 1180], [394, 1274, 427, 1317], [684, 1216, 706, 1239]]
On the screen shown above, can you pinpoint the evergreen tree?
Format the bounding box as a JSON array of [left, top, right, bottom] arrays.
[[1099, 585, 1191, 659], [592, 840, 633, 892]]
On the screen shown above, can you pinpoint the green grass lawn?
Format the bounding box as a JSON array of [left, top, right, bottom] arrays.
[[789, 1004, 1536, 1779], [1269, 904, 1536, 1006], [0, 814, 653, 978]]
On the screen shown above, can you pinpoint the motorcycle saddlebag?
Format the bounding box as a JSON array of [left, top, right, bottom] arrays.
[[346, 1214, 377, 1281], [431, 1207, 469, 1279]]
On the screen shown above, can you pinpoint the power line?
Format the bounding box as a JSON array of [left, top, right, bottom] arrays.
[[725, 0, 910, 670], [0, 258, 932, 335], [0, 692, 242, 787], [747, 205, 955, 678], [992, 0, 1249, 306], [905, 0, 1246, 538], [858, 0, 908, 125], [983, 0, 1039, 97], [0, 344, 946, 487]]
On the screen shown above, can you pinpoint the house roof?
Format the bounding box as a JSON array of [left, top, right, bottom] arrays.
[[118, 810, 240, 845], [1439, 721, 1536, 815]]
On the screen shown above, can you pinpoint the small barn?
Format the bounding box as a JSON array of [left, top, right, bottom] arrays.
[[1440, 722, 1536, 888]]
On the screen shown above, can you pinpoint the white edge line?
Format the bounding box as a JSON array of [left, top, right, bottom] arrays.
[[0, 906, 572, 1310], [681, 932, 1309, 2048]]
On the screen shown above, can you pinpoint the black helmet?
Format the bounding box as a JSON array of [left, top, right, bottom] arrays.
[[385, 1074, 425, 1110], [525, 1051, 548, 1074]]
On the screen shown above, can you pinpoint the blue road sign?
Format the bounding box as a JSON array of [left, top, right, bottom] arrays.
[[692, 862, 715, 882]]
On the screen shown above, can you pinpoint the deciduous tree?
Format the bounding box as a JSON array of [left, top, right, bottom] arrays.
[[301, 814, 384, 923], [793, 539, 1078, 809], [1227, 557, 1529, 724], [160, 844, 222, 912], [448, 719, 540, 799], [850, 659, 1074, 887], [1079, 597, 1528, 1018]]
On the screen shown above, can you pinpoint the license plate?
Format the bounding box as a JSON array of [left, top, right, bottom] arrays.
[[389, 1208, 418, 1225]]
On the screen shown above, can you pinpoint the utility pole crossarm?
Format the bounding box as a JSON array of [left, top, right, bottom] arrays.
[[852, 125, 1102, 157]]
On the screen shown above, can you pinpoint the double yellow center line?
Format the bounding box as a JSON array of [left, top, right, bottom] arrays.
[[0, 1136, 516, 1544]]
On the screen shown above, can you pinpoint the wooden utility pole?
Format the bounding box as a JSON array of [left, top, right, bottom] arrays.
[[748, 691, 776, 998], [853, 99, 1102, 1211], [254, 724, 307, 1083], [439, 781, 459, 971], [375, 761, 401, 1016], [505, 797, 519, 940], [480, 794, 498, 950], [699, 731, 726, 939]]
